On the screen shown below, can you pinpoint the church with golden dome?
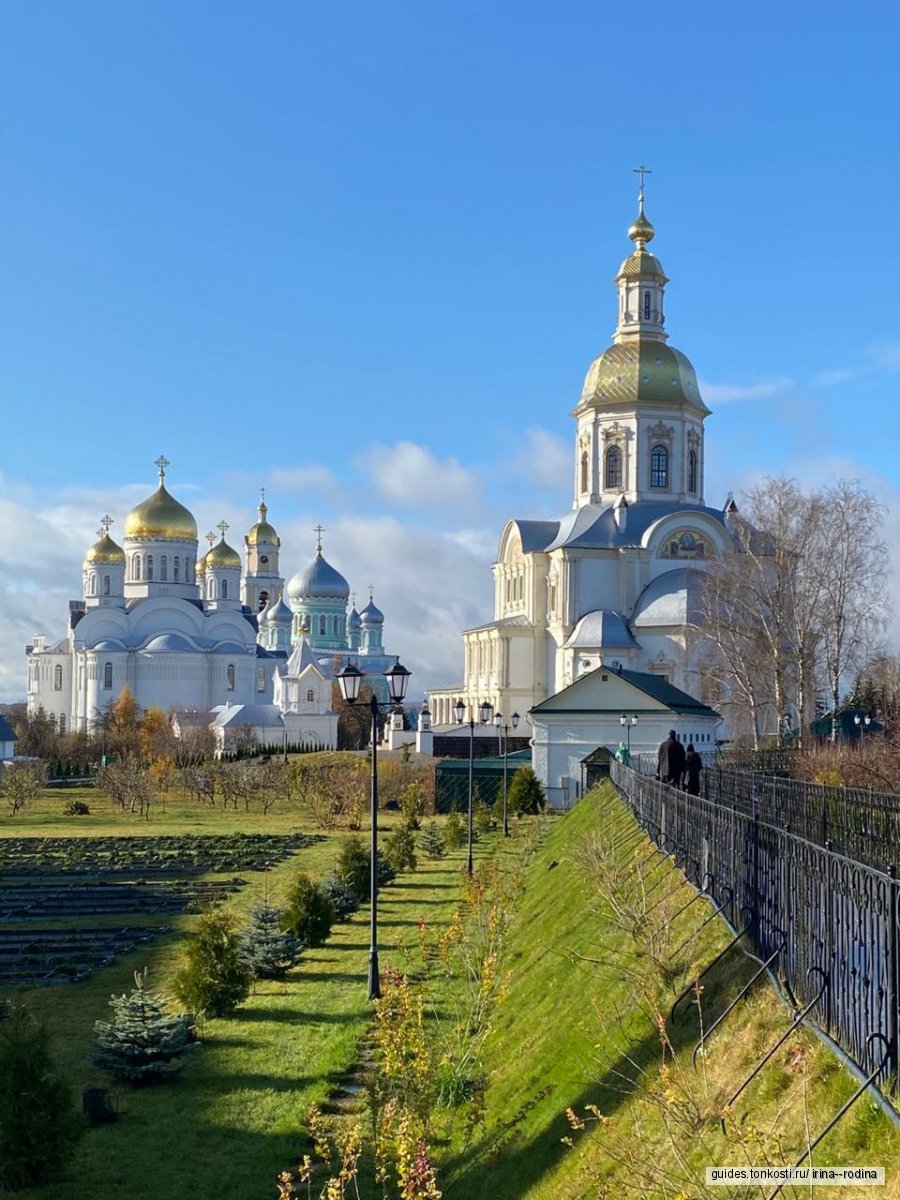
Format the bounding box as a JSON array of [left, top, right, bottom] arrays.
[[429, 180, 738, 804], [25, 457, 401, 749]]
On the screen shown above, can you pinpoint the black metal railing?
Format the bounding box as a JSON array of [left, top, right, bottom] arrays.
[[610, 760, 900, 1092]]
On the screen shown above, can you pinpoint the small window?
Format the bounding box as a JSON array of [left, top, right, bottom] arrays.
[[650, 444, 669, 489], [160, 554, 168, 581], [88, 573, 97, 596], [146, 555, 153, 581], [173, 557, 180, 582], [54, 664, 63, 691], [257, 667, 266, 693], [605, 445, 622, 489], [319, 615, 327, 636], [133, 554, 141, 581], [226, 664, 235, 691], [58, 713, 66, 734], [643, 291, 651, 320], [306, 688, 315, 702], [103, 662, 113, 690], [103, 575, 110, 596], [221, 579, 228, 600], [260, 554, 269, 565], [207, 577, 214, 599], [258, 591, 269, 611], [580, 450, 589, 493], [688, 448, 698, 494]]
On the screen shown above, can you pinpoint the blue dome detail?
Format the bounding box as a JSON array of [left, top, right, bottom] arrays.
[[142, 633, 195, 653], [287, 551, 350, 602], [360, 598, 384, 625], [266, 597, 293, 625], [348, 607, 361, 629]]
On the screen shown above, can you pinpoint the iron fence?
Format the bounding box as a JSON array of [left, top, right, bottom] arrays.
[[610, 760, 900, 1092]]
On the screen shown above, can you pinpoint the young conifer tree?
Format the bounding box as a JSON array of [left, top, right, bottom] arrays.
[[240, 899, 301, 979], [418, 822, 447, 859], [174, 909, 251, 1018], [92, 968, 197, 1084]]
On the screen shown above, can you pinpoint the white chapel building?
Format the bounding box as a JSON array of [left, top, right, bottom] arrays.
[[26, 461, 402, 750], [429, 188, 738, 730]]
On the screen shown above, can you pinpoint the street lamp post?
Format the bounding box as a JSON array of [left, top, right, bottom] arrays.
[[454, 697, 494, 873], [619, 713, 638, 756], [337, 660, 411, 1001], [493, 710, 521, 837]]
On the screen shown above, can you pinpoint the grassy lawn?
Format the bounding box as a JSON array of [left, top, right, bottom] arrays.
[[1, 779, 476, 1200]]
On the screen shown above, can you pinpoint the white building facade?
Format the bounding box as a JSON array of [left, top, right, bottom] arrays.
[[429, 190, 736, 729]]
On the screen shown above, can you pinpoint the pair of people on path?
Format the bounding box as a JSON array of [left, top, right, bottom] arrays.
[[656, 730, 703, 796]]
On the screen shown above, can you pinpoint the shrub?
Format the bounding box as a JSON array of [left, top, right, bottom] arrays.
[[0, 1003, 80, 1189], [418, 823, 446, 859], [507, 767, 545, 815], [63, 799, 91, 816], [322, 874, 360, 922], [473, 795, 495, 834], [282, 873, 335, 948], [336, 835, 396, 904], [444, 809, 464, 851], [173, 910, 251, 1018], [240, 900, 301, 979], [383, 825, 417, 874], [92, 968, 197, 1084], [399, 783, 424, 830]]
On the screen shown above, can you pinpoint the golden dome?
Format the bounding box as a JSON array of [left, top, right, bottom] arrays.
[[246, 499, 280, 548], [124, 480, 198, 542], [84, 532, 125, 565], [576, 342, 709, 414], [616, 249, 668, 282], [205, 537, 241, 569], [628, 209, 655, 248]]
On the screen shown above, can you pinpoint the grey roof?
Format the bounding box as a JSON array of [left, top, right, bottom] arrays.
[[631, 567, 705, 629], [265, 597, 293, 625], [546, 500, 729, 552], [211, 704, 285, 729], [514, 519, 561, 553], [531, 664, 718, 720], [284, 639, 322, 678], [142, 633, 195, 653], [564, 610, 638, 650], [0, 716, 17, 742], [286, 552, 350, 601], [463, 614, 532, 635]]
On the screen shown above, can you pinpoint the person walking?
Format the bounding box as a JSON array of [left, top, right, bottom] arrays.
[[656, 730, 685, 785], [683, 743, 703, 796]]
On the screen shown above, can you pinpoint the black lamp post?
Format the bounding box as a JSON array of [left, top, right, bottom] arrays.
[[454, 697, 494, 873], [619, 713, 638, 754], [337, 659, 411, 1000], [493, 710, 521, 837]]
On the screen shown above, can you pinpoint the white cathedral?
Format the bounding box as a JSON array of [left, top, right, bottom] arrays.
[[429, 186, 738, 729], [26, 461, 400, 750]]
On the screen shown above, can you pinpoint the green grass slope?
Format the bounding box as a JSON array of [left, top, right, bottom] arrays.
[[440, 784, 900, 1200]]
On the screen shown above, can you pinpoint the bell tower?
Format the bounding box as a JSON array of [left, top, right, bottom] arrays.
[[242, 490, 284, 613]]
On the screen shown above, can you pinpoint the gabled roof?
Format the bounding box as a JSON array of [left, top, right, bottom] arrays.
[[210, 704, 285, 730], [463, 614, 532, 635], [531, 664, 719, 720], [0, 715, 18, 742], [283, 639, 324, 679]]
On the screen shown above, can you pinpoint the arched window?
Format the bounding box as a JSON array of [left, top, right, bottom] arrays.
[[257, 668, 266, 693], [687, 448, 698, 494], [580, 450, 589, 493], [88, 573, 97, 596], [221, 579, 228, 599], [604, 445, 622, 489], [146, 555, 153, 581], [133, 554, 141, 581], [160, 555, 168, 581], [258, 590, 269, 611], [103, 662, 113, 690], [173, 557, 180, 582], [306, 688, 315, 702], [103, 575, 110, 596], [319, 615, 327, 636], [226, 664, 235, 691], [185, 557, 192, 579], [643, 291, 651, 320], [58, 714, 66, 734], [650, 445, 669, 489], [53, 664, 63, 691]]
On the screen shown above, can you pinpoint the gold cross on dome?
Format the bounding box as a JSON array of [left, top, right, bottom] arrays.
[[217, 520, 230, 540], [633, 164, 651, 209], [99, 515, 114, 534], [206, 530, 216, 549], [154, 455, 170, 479]]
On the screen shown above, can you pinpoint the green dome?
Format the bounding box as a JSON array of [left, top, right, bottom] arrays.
[[577, 342, 708, 412]]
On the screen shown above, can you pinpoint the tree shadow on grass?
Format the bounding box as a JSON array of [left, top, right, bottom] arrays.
[[441, 947, 761, 1199], [232, 1006, 361, 1025]]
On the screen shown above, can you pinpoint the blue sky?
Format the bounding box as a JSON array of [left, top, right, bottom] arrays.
[[1, 1, 899, 701]]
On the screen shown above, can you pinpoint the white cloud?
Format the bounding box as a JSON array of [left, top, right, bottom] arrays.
[[267, 465, 335, 493], [868, 341, 900, 372], [700, 376, 793, 404], [813, 366, 862, 388], [512, 427, 570, 493], [358, 441, 486, 513]]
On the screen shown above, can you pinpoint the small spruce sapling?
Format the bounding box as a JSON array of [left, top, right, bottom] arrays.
[[443, 809, 464, 851], [282, 873, 335, 947], [507, 767, 546, 815], [383, 825, 417, 874], [322, 874, 360, 921], [92, 968, 197, 1084], [336, 835, 396, 904], [399, 782, 424, 830], [173, 909, 251, 1018], [0, 1003, 80, 1189], [240, 900, 301, 979], [418, 822, 446, 859]]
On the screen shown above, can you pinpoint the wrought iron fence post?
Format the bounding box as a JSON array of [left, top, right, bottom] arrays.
[[821, 791, 828, 848], [890, 864, 900, 1093]]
